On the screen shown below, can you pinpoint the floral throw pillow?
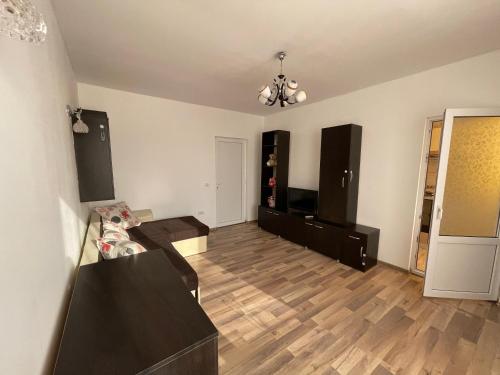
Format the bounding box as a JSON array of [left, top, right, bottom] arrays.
[[95, 202, 141, 229], [102, 220, 130, 239], [96, 238, 147, 260]]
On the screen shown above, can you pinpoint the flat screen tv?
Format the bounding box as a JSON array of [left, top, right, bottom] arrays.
[[288, 187, 318, 215]]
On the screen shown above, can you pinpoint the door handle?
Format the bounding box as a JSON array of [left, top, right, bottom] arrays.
[[348, 235, 360, 240], [341, 176, 345, 188], [360, 246, 364, 258], [99, 124, 106, 142], [350, 170, 353, 182], [436, 206, 443, 220]]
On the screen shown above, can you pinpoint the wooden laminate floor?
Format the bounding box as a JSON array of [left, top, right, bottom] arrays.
[[187, 222, 500, 375]]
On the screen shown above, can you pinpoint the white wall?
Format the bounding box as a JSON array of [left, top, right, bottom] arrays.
[[264, 50, 500, 269], [78, 83, 264, 228], [0, 1, 87, 374]]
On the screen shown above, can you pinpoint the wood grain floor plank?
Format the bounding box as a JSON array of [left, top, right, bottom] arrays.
[[185, 223, 500, 374]]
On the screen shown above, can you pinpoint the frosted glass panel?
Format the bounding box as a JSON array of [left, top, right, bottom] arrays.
[[440, 117, 500, 237]]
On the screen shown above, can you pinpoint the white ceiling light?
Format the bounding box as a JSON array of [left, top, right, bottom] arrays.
[[258, 52, 307, 108], [0, 0, 47, 43]]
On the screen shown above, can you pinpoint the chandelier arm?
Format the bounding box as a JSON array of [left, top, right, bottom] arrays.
[[279, 81, 287, 105], [266, 84, 280, 106]]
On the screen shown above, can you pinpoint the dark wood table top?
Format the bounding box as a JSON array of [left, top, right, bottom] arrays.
[[54, 250, 218, 375]]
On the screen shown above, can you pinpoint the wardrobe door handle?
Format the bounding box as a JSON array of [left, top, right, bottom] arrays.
[[341, 176, 345, 188], [350, 170, 353, 182]]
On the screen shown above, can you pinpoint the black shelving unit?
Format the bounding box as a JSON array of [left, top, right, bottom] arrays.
[[260, 130, 290, 212]]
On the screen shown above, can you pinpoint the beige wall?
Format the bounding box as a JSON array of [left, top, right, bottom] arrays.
[[77, 83, 264, 228], [0, 0, 87, 373], [264, 50, 500, 269]]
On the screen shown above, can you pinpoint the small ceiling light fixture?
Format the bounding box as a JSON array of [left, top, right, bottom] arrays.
[[66, 105, 89, 134], [0, 0, 47, 43], [258, 52, 307, 108]]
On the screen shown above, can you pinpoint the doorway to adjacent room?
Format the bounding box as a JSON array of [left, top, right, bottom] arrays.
[[411, 118, 443, 275], [215, 137, 247, 227]]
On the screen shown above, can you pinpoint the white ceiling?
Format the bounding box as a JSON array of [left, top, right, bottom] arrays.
[[52, 0, 500, 115]]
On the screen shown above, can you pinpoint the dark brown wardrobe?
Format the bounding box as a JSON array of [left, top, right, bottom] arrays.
[[318, 124, 362, 226]]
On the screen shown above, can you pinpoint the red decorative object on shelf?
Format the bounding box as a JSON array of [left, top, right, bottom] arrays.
[[268, 176, 276, 188]]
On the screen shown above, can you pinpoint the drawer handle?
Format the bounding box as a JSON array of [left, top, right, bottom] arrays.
[[314, 225, 324, 229], [360, 246, 364, 258], [348, 235, 361, 240], [273, 213, 280, 216], [305, 222, 313, 226], [266, 210, 273, 214]]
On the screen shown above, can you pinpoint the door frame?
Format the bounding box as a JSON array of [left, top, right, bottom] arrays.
[[409, 115, 443, 276], [214, 136, 248, 228], [423, 108, 500, 300]]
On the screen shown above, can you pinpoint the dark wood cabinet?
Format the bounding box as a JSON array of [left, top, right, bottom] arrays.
[[305, 220, 342, 259], [318, 124, 362, 226], [258, 206, 379, 271], [258, 207, 283, 236], [283, 214, 308, 246], [340, 226, 379, 272], [260, 130, 290, 212], [257, 124, 379, 273], [73, 110, 115, 202]]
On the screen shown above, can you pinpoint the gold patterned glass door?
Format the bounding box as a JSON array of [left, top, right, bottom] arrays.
[[424, 109, 500, 301], [440, 117, 500, 237]]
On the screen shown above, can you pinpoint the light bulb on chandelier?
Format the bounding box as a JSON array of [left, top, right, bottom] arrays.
[[257, 52, 307, 107]]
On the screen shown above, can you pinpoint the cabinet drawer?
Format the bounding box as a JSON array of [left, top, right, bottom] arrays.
[[306, 221, 341, 260], [258, 207, 285, 236]]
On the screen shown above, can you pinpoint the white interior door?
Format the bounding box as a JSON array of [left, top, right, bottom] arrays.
[[424, 108, 500, 300], [215, 137, 246, 227]]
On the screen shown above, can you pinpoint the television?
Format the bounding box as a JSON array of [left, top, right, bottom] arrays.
[[287, 187, 318, 215]]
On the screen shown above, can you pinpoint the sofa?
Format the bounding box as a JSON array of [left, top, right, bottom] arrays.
[[79, 209, 209, 301]]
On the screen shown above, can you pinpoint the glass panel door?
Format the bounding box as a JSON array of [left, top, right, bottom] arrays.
[[440, 117, 500, 237], [424, 109, 500, 301]]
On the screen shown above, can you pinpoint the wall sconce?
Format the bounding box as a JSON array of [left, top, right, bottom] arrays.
[[0, 0, 47, 43], [66, 105, 89, 134]]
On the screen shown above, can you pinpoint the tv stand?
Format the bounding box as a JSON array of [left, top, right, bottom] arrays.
[[258, 206, 379, 272]]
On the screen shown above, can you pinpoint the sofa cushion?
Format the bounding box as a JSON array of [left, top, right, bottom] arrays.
[[127, 216, 209, 244], [127, 230, 198, 292]]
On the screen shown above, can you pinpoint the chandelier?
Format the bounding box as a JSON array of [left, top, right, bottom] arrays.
[[258, 52, 307, 107], [0, 0, 47, 43]]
